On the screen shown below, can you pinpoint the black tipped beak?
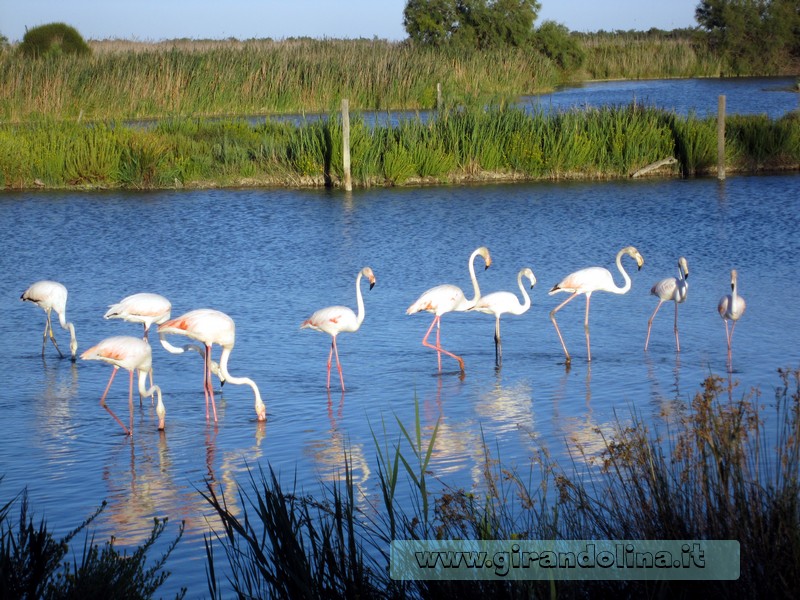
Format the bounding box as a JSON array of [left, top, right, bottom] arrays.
[[369, 281, 375, 290]]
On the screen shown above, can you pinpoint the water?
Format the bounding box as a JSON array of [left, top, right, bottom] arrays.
[[1, 173, 799, 596]]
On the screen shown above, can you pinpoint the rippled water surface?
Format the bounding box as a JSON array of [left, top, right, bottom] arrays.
[[1, 174, 799, 596]]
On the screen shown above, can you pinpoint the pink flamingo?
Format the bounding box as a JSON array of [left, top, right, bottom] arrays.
[[301, 266, 376, 391], [80, 335, 165, 435], [549, 246, 644, 364], [718, 269, 746, 364], [407, 246, 492, 373], [471, 267, 536, 366], [157, 309, 266, 422], [21, 280, 78, 360], [645, 256, 689, 352]]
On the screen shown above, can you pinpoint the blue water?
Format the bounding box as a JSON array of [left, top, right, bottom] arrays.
[[1, 173, 799, 597]]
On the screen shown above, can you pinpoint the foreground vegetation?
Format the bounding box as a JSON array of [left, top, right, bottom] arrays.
[[1, 104, 798, 190], [202, 368, 800, 598], [4, 368, 800, 597]]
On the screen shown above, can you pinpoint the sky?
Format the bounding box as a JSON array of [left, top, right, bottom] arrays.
[[1, 1, 701, 43]]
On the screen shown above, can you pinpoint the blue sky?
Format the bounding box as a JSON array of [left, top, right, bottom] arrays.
[[2, 1, 700, 43]]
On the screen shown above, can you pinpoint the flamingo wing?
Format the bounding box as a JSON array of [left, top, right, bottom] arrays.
[[407, 284, 465, 315], [302, 305, 358, 335]]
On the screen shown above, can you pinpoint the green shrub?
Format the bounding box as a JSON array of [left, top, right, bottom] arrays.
[[19, 23, 90, 58]]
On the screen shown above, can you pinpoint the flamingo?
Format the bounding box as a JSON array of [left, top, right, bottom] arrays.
[[106, 292, 225, 387], [407, 246, 492, 373], [301, 266, 376, 391], [157, 309, 266, 422], [718, 269, 746, 364], [21, 280, 78, 361], [80, 336, 165, 435], [470, 267, 537, 366], [645, 257, 689, 352], [549, 245, 644, 364]]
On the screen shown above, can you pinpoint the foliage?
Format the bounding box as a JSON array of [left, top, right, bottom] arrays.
[[18, 23, 90, 58], [696, 0, 800, 74], [0, 484, 185, 599], [532, 20, 585, 72], [403, 0, 541, 50]]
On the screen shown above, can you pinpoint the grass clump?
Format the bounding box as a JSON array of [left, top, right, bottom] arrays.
[[0, 484, 185, 599]]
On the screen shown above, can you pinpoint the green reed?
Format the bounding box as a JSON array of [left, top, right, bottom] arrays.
[[1, 106, 797, 190], [202, 368, 800, 599]]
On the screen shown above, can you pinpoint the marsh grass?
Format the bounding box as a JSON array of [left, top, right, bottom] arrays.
[[204, 369, 800, 599], [3, 105, 797, 190], [0, 486, 185, 599]]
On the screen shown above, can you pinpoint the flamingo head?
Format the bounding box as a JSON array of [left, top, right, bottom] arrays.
[[475, 246, 492, 270], [69, 336, 78, 361], [522, 267, 537, 289], [362, 266, 376, 290], [622, 246, 644, 271], [256, 400, 267, 422], [678, 256, 689, 280], [730, 269, 738, 290]]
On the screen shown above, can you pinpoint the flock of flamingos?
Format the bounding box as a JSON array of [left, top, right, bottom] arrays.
[[19, 245, 746, 436]]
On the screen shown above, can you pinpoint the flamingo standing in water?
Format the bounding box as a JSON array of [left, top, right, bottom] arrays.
[[471, 267, 537, 366], [158, 309, 266, 422], [407, 246, 492, 374], [549, 246, 644, 364], [106, 292, 225, 387], [80, 335, 165, 435], [645, 257, 689, 352], [718, 269, 746, 364], [21, 280, 78, 361], [301, 266, 376, 391]]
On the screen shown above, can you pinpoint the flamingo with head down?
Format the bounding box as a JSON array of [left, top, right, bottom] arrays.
[[21, 280, 78, 361]]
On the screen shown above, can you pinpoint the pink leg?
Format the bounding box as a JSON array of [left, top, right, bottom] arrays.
[[99, 367, 131, 435], [326, 343, 334, 388], [421, 315, 465, 372], [204, 345, 218, 422], [673, 302, 681, 352], [645, 300, 664, 351], [584, 294, 592, 362], [549, 292, 580, 364], [332, 336, 345, 391], [128, 369, 134, 435]]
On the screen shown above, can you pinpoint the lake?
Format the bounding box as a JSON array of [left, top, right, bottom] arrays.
[[1, 75, 799, 597]]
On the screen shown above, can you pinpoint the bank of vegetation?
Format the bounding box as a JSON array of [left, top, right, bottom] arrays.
[[1, 104, 798, 190]]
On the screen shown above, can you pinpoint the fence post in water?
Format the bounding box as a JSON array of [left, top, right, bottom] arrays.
[[717, 95, 726, 180], [342, 98, 352, 192]]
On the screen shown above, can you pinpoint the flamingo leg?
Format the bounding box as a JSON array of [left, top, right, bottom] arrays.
[[204, 345, 218, 422], [326, 343, 334, 389], [422, 315, 465, 373], [494, 317, 502, 367], [550, 292, 580, 364], [584, 294, 593, 362], [645, 300, 664, 351], [332, 336, 346, 391], [99, 366, 131, 435], [673, 302, 681, 352], [43, 308, 64, 358], [128, 368, 135, 436]]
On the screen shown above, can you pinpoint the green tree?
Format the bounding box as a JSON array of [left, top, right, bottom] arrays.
[[19, 22, 90, 58], [695, 0, 799, 73], [404, 0, 541, 50], [533, 20, 585, 71]]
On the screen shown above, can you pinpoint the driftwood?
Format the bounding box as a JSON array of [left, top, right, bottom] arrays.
[[630, 156, 677, 178]]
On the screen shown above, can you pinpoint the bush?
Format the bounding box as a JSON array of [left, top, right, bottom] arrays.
[[19, 23, 90, 58], [533, 21, 585, 72]]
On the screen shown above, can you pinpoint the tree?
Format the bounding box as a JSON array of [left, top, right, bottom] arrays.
[[403, 0, 541, 50], [19, 22, 91, 58], [695, 0, 799, 73], [533, 20, 585, 71]]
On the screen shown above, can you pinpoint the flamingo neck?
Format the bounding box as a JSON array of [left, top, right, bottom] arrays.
[[354, 271, 366, 328], [138, 370, 165, 428], [611, 248, 633, 295], [464, 248, 483, 309], [516, 271, 532, 314], [219, 346, 266, 420]]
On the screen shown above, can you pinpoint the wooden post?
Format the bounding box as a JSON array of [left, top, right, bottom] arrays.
[[436, 82, 442, 110], [342, 98, 352, 192], [717, 95, 726, 180]]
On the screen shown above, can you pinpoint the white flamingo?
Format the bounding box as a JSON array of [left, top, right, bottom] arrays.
[[718, 269, 746, 364], [158, 309, 266, 422], [301, 266, 376, 391], [549, 246, 644, 364], [106, 292, 225, 386], [645, 257, 689, 352], [80, 336, 165, 435], [21, 280, 78, 360], [407, 246, 491, 373], [471, 267, 536, 366]]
